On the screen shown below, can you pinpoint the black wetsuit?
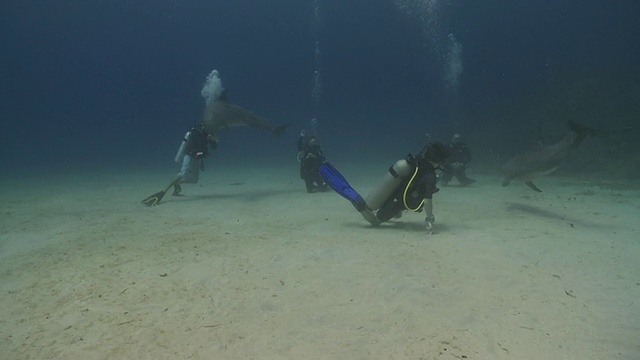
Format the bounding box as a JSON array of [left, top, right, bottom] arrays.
[[298, 137, 327, 193], [376, 161, 439, 222], [441, 142, 475, 185], [173, 125, 216, 194], [185, 126, 214, 160]]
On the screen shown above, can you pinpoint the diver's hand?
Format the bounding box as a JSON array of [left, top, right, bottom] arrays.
[[425, 215, 435, 233]]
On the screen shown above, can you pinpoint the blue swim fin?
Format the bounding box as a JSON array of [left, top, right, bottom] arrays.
[[319, 162, 367, 211]]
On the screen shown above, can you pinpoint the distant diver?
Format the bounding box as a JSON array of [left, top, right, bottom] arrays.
[[439, 133, 476, 186], [297, 130, 328, 193]]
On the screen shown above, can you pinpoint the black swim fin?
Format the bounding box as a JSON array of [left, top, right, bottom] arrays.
[[141, 190, 166, 207], [142, 178, 183, 207], [319, 162, 367, 211]]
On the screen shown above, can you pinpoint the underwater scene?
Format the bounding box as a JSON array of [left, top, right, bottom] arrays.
[[1, 1, 639, 359]]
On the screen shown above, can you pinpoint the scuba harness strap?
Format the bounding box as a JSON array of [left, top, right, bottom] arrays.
[[401, 166, 426, 212]]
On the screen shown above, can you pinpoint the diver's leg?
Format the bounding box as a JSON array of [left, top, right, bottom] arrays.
[[173, 156, 199, 196], [314, 172, 328, 191], [172, 181, 183, 196], [376, 198, 404, 223], [439, 171, 453, 186], [455, 169, 475, 185], [304, 178, 316, 193]]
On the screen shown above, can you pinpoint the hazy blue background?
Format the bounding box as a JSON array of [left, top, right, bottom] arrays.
[[1, 0, 639, 176]]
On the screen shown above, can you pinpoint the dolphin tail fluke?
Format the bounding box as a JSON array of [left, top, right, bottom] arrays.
[[272, 124, 289, 135], [567, 120, 632, 146]]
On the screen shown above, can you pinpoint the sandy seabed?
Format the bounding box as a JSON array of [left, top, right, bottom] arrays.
[[1, 163, 638, 360]]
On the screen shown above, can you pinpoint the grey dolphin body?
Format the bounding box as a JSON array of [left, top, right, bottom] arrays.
[[202, 97, 288, 138], [502, 121, 629, 192]]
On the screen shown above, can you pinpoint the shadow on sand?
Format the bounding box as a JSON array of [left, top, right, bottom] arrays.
[[505, 202, 613, 229]]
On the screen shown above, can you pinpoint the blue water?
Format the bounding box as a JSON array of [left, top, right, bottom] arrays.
[[1, 0, 639, 175]]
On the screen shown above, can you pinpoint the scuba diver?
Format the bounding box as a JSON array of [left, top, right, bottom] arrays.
[[297, 131, 328, 193], [440, 133, 476, 186], [141, 122, 217, 206], [319, 141, 451, 232]]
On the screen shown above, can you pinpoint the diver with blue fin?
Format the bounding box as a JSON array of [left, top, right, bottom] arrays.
[[320, 142, 450, 232], [319, 162, 368, 211]]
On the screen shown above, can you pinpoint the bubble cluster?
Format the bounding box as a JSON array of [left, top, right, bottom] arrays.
[[392, 0, 462, 95], [311, 1, 323, 104], [443, 33, 463, 94], [200, 69, 224, 106]]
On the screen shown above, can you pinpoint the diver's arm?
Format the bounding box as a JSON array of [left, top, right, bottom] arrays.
[[424, 198, 435, 231], [462, 145, 472, 164], [423, 198, 433, 219], [296, 130, 306, 151], [208, 140, 218, 151]]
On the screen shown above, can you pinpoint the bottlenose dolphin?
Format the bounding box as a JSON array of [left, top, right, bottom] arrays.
[[502, 121, 630, 192], [202, 91, 288, 138]]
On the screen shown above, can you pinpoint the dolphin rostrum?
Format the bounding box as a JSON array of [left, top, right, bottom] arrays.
[[202, 91, 288, 139], [502, 121, 630, 192]]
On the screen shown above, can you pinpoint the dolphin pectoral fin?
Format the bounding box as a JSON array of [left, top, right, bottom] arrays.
[[525, 181, 542, 192], [272, 124, 289, 135], [502, 178, 511, 187]]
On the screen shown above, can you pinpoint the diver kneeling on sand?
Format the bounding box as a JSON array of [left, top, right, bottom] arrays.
[[297, 130, 328, 193], [319, 141, 451, 232]]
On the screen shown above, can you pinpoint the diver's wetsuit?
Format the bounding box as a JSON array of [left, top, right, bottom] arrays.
[[176, 125, 216, 187], [441, 141, 475, 185], [376, 162, 439, 222], [298, 136, 327, 193]]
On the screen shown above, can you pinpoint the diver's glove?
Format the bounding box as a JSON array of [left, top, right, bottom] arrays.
[[425, 215, 435, 232]]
